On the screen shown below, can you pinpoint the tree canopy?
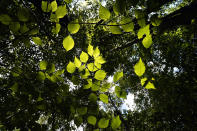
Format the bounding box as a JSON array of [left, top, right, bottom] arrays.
[[0, 0, 197, 130]]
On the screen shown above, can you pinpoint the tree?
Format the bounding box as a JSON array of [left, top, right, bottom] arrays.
[[0, 0, 197, 130]]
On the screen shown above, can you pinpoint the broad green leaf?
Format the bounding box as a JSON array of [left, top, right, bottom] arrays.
[[99, 94, 108, 104], [50, 13, 59, 22], [141, 77, 147, 86], [137, 19, 146, 27], [74, 116, 83, 127], [145, 82, 156, 89], [111, 116, 121, 129], [142, 34, 152, 48], [9, 22, 20, 33], [77, 107, 87, 115], [87, 63, 97, 72], [120, 17, 134, 32], [51, 1, 57, 12], [0, 14, 12, 25], [67, 19, 80, 34], [93, 47, 100, 58], [91, 81, 100, 91], [88, 44, 94, 56], [67, 61, 76, 73], [108, 22, 122, 34], [87, 116, 97, 125], [98, 118, 109, 128], [74, 57, 81, 68], [42, 1, 51, 12], [135, 9, 145, 19], [20, 24, 29, 33], [32, 37, 42, 46], [84, 79, 92, 89], [63, 35, 74, 51], [151, 15, 162, 26], [55, 69, 65, 75], [115, 86, 126, 99], [78, 64, 86, 72], [94, 70, 106, 81], [89, 93, 97, 102], [137, 24, 150, 39], [17, 8, 30, 22], [134, 58, 145, 77], [95, 56, 106, 64], [40, 61, 47, 70], [47, 63, 55, 73], [100, 83, 110, 92], [10, 83, 18, 92], [113, 71, 123, 82], [29, 28, 39, 35], [94, 62, 101, 69], [56, 5, 67, 18], [80, 51, 89, 63], [52, 23, 61, 34], [81, 69, 90, 79], [64, 0, 72, 3], [99, 5, 111, 20], [113, 2, 119, 15]]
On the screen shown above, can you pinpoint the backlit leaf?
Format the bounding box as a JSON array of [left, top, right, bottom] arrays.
[[137, 24, 150, 39], [40, 61, 47, 70], [142, 34, 152, 48], [88, 44, 94, 56], [145, 82, 156, 89], [120, 17, 134, 32], [87, 63, 97, 72], [65, 0, 72, 3], [63, 35, 74, 51], [99, 5, 111, 20], [51, 1, 57, 12], [98, 118, 109, 128], [115, 86, 126, 99], [108, 22, 122, 34], [113, 71, 123, 82], [67, 61, 76, 73], [89, 93, 97, 102], [9, 22, 20, 33], [100, 83, 110, 92], [42, 1, 51, 12], [93, 47, 100, 58], [56, 5, 67, 18], [37, 71, 46, 81], [95, 56, 106, 64], [67, 19, 80, 34], [80, 51, 89, 63], [134, 58, 145, 77], [111, 116, 121, 129], [99, 94, 108, 104], [87, 116, 97, 125], [0, 14, 12, 25], [94, 70, 106, 81], [74, 57, 81, 68], [32, 37, 42, 46], [91, 81, 100, 91]]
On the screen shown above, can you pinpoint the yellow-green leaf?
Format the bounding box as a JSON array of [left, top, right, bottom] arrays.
[[67, 19, 80, 34], [142, 34, 152, 48], [99, 94, 108, 104], [134, 58, 145, 77], [98, 118, 109, 128], [56, 5, 67, 18], [94, 56, 106, 64], [63, 35, 74, 51], [32, 37, 42, 46], [74, 56, 81, 68], [51, 1, 57, 12], [78, 64, 85, 72], [37, 71, 46, 81], [137, 24, 150, 39], [41, 1, 51, 12], [9, 22, 20, 33], [99, 5, 111, 20], [64, 0, 72, 3], [94, 70, 106, 81], [77, 107, 87, 115], [120, 17, 134, 32], [115, 86, 126, 99], [88, 44, 94, 56], [81, 69, 90, 79], [100, 83, 110, 92], [89, 93, 97, 102], [0, 14, 12, 25], [80, 51, 89, 63], [39, 60, 47, 70], [145, 82, 156, 89], [111, 116, 121, 129], [20, 24, 29, 33], [113, 71, 123, 82], [67, 61, 76, 73], [87, 116, 97, 125], [94, 62, 101, 69], [91, 81, 100, 91], [108, 22, 122, 34], [93, 47, 100, 58]]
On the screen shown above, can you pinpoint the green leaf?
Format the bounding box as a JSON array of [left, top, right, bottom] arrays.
[[151, 15, 162, 26], [99, 5, 111, 20], [100, 83, 110, 92], [111, 116, 121, 129], [94, 70, 106, 81], [94, 56, 106, 64], [93, 47, 100, 58], [64, 0, 72, 3], [94, 62, 101, 69], [145, 82, 156, 89], [20, 24, 29, 33], [91, 81, 100, 91], [63, 35, 74, 51], [10, 83, 18, 93], [137, 24, 150, 39], [37, 71, 46, 81], [67, 61, 76, 73], [135, 9, 145, 19], [108, 22, 122, 34], [115, 86, 126, 99], [141, 77, 147, 86], [88, 44, 94, 56], [78, 64, 86, 72], [42, 1, 51, 12], [0, 14, 12, 25], [113, 71, 123, 83], [134, 58, 145, 77], [142, 34, 152, 48], [17, 8, 30, 22], [89, 93, 97, 102], [98, 118, 109, 128], [47, 63, 55, 73], [40, 60, 47, 70], [81, 69, 90, 79], [137, 18, 146, 27], [55, 69, 65, 75], [52, 23, 61, 34], [74, 56, 81, 68], [67, 19, 80, 34], [9, 22, 20, 33], [120, 17, 134, 32], [80, 51, 89, 63], [87, 116, 97, 125], [56, 5, 67, 18], [32, 37, 42, 46], [99, 94, 108, 104], [93, 129, 99, 131], [51, 1, 57, 12], [87, 63, 97, 72], [77, 107, 87, 115]]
